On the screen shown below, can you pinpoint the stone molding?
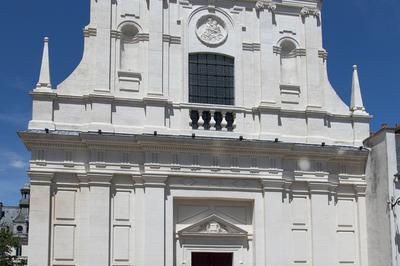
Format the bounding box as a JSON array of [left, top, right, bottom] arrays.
[[83, 27, 97, 37], [242, 43, 261, 51], [111, 30, 150, 42], [163, 34, 181, 44], [273, 46, 306, 56], [318, 49, 328, 61]]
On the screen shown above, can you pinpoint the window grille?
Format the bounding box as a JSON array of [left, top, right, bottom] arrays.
[[189, 53, 234, 105]]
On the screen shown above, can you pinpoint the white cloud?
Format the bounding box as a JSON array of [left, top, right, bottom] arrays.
[[9, 160, 26, 169], [0, 151, 28, 170]]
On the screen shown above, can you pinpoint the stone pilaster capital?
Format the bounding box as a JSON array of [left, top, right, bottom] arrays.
[[256, 0, 276, 12], [353, 183, 367, 196], [308, 181, 335, 194], [132, 175, 145, 188], [142, 174, 168, 188], [87, 173, 113, 186], [28, 171, 54, 185], [77, 173, 89, 183], [300, 7, 320, 19], [260, 178, 285, 191]]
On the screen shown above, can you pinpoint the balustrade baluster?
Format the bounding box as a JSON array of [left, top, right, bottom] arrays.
[[210, 111, 216, 130], [198, 110, 205, 129], [221, 112, 228, 131]]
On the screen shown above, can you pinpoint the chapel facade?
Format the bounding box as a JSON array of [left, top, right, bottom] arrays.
[[20, 0, 372, 265]]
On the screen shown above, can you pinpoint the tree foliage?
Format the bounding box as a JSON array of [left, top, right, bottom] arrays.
[[0, 228, 22, 266]]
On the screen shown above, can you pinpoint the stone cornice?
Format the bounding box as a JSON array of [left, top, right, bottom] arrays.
[[19, 130, 369, 162], [30, 90, 57, 99], [28, 91, 366, 121]]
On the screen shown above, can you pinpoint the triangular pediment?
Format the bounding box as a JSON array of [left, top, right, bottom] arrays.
[[178, 214, 247, 237]]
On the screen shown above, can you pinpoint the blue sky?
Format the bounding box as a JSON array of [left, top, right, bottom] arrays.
[[0, 0, 399, 205]]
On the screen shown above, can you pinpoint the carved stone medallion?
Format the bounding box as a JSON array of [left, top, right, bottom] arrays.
[[196, 15, 227, 46]]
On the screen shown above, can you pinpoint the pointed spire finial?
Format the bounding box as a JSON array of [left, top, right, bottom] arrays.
[[350, 64, 366, 113], [36, 37, 52, 90]]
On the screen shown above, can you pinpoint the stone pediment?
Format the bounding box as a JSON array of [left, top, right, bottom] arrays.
[[178, 214, 247, 237]]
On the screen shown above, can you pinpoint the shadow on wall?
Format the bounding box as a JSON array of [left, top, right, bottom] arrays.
[[395, 230, 400, 255]]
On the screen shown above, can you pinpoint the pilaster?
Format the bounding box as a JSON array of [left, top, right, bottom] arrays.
[[133, 175, 145, 266], [76, 174, 91, 266], [27, 171, 54, 266], [87, 173, 112, 266], [262, 178, 289, 265], [355, 185, 369, 266], [148, 0, 164, 96], [89, 0, 112, 92], [142, 174, 167, 265], [258, 3, 278, 105], [309, 181, 336, 266], [302, 7, 323, 109]]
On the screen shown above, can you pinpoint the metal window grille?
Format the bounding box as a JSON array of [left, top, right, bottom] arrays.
[[189, 53, 234, 105]]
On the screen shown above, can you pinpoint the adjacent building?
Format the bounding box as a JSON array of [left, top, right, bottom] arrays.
[[364, 125, 400, 266], [0, 184, 30, 262], [20, 0, 374, 265]]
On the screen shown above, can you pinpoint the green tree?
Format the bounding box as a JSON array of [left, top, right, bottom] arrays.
[[0, 228, 21, 266]]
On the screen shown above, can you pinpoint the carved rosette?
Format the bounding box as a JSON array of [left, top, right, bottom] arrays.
[[196, 15, 228, 46], [255, 0, 276, 12], [300, 7, 321, 18]]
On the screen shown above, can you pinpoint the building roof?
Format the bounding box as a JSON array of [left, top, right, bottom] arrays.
[[0, 206, 19, 230]]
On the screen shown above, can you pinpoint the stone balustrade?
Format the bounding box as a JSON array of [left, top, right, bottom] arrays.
[[190, 109, 236, 131]]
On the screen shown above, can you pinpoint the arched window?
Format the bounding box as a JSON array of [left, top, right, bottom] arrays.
[[189, 53, 234, 105]]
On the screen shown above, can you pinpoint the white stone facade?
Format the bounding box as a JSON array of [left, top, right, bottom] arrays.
[[21, 0, 373, 265]]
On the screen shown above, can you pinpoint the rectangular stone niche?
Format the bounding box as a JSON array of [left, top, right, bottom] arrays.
[[118, 70, 142, 92]]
